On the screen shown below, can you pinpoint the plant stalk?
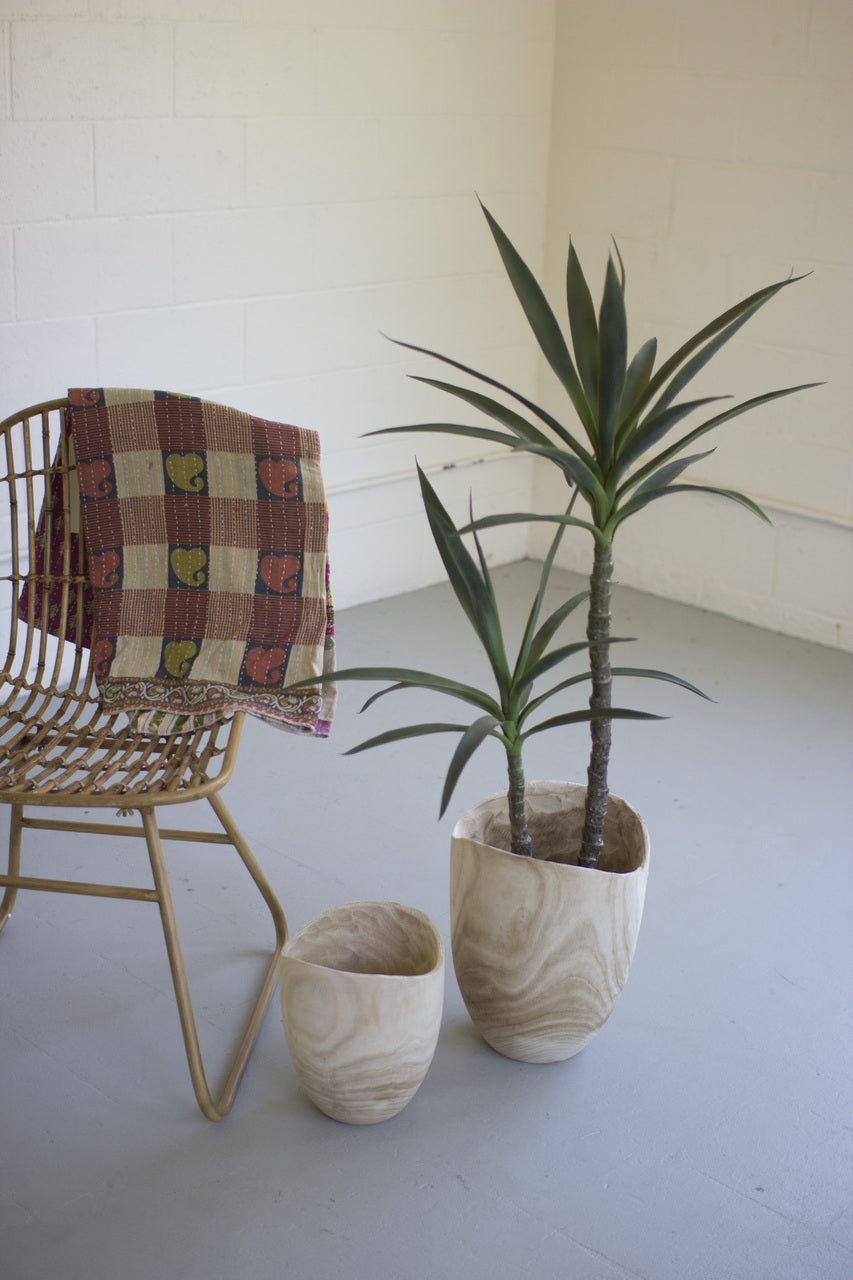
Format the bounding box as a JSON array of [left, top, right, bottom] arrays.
[[507, 747, 532, 857], [579, 538, 613, 867]]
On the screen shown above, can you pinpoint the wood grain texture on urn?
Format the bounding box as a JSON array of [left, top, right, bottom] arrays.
[[450, 782, 649, 1064], [280, 901, 444, 1125]]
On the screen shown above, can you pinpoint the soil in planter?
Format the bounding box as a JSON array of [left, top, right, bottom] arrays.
[[477, 793, 644, 873]]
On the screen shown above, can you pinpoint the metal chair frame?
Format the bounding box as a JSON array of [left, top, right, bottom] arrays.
[[0, 399, 287, 1120]]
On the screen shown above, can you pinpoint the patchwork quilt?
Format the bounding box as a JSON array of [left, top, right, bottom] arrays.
[[17, 443, 94, 647], [68, 387, 335, 736]]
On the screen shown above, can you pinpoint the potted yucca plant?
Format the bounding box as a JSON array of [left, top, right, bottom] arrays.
[[292, 203, 816, 1063], [373, 200, 816, 869], [295, 467, 703, 1062]]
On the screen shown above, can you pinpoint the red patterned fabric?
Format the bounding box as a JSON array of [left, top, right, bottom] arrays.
[[69, 388, 335, 736], [17, 441, 95, 647]]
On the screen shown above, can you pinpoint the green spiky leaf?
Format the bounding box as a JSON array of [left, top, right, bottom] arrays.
[[517, 590, 589, 684], [597, 256, 628, 461], [344, 722, 466, 755], [352, 670, 503, 718], [566, 240, 600, 406], [615, 337, 657, 443], [521, 706, 664, 743], [462, 509, 603, 543], [378, 333, 597, 463], [410, 377, 556, 449], [623, 274, 806, 425], [513, 514, 574, 684], [440, 715, 501, 816], [613, 482, 771, 533], [628, 449, 716, 500], [479, 200, 595, 438], [609, 666, 711, 700], [418, 466, 510, 685], [622, 382, 822, 494], [616, 396, 728, 476]]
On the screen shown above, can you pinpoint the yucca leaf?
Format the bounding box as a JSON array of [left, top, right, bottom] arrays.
[[418, 467, 511, 684], [419, 467, 497, 640], [517, 639, 641, 723], [355, 672, 503, 718], [288, 663, 501, 718], [369, 421, 527, 452], [520, 636, 636, 687], [430, 437, 607, 501], [649, 320, 753, 420], [467, 496, 511, 700], [671, 483, 771, 521], [372, 423, 606, 491], [651, 296, 793, 419], [479, 200, 596, 439], [359, 679, 424, 711], [518, 670, 593, 726], [462, 509, 603, 543], [440, 714, 502, 817], [410, 377, 557, 449], [621, 274, 805, 425], [627, 449, 716, 500], [609, 666, 711, 700], [621, 383, 822, 493], [612, 482, 770, 533], [615, 396, 728, 477], [614, 337, 657, 445], [598, 256, 628, 462], [521, 706, 664, 742], [513, 509, 574, 684], [518, 589, 589, 683], [520, 645, 621, 711], [519, 445, 609, 500], [344, 722, 466, 755], [566, 241, 600, 407], [379, 334, 598, 464], [454, 434, 611, 510], [612, 238, 626, 290]]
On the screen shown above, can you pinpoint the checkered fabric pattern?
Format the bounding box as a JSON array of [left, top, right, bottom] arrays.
[[69, 388, 335, 736]]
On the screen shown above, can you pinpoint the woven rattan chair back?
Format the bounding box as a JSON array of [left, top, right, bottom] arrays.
[[0, 398, 287, 1119]]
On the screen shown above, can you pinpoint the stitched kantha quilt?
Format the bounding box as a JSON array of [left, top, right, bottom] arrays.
[[17, 444, 94, 647], [69, 388, 335, 736]]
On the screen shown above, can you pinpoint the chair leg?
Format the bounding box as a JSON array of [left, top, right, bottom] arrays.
[[0, 803, 23, 934], [141, 799, 287, 1121]]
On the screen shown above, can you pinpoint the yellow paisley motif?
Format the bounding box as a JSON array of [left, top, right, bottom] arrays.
[[165, 452, 205, 492], [171, 547, 207, 587], [163, 640, 198, 678]]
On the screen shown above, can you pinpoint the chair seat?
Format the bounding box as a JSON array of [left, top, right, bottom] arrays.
[[0, 685, 235, 806]]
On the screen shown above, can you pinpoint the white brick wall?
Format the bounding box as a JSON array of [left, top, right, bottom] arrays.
[[0, 122, 93, 220], [537, 0, 853, 650], [95, 120, 247, 214], [11, 20, 173, 119], [15, 217, 173, 317], [0, 0, 556, 611], [1, 0, 849, 650]]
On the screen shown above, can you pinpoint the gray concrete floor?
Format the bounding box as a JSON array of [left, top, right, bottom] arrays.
[[2, 562, 851, 1280]]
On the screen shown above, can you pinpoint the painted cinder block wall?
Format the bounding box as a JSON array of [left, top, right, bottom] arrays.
[[536, 0, 852, 649], [0, 0, 555, 611], [1, 0, 851, 649]]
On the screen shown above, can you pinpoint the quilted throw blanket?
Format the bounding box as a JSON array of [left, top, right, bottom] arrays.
[[69, 388, 335, 737], [17, 445, 94, 647]]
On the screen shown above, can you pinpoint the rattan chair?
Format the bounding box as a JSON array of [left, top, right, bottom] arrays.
[[0, 398, 287, 1120]]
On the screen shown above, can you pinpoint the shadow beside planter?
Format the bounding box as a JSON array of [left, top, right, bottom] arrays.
[[450, 781, 649, 1064], [280, 900, 444, 1125]]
